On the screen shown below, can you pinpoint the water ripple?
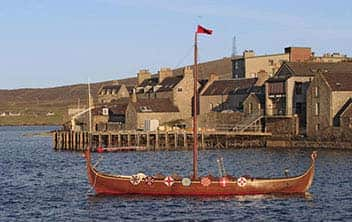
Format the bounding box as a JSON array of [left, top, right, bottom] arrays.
[[0, 126, 351, 221]]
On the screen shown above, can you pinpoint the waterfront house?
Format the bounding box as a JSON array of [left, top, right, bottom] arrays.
[[135, 67, 197, 120], [266, 62, 352, 134], [125, 96, 180, 130], [306, 71, 352, 137], [92, 98, 130, 131]]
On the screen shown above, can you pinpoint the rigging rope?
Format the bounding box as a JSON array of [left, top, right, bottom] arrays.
[[174, 45, 193, 69]]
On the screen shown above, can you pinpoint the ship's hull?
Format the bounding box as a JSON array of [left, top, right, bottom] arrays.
[[85, 150, 316, 196]]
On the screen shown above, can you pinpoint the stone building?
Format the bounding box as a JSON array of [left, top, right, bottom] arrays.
[[306, 72, 352, 137], [97, 82, 130, 104], [243, 87, 265, 116], [199, 76, 258, 114], [92, 98, 130, 131], [135, 67, 197, 119], [334, 98, 352, 128], [125, 97, 181, 130], [312, 52, 351, 63], [267, 62, 352, 133], [232, 47, 312, 79]]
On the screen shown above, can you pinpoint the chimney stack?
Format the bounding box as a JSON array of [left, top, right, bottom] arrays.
[[183, 66, 193, 78], [137, 69, 151, 85], [131, 88, 137, 103], [243, 50, 255, 58], [158, 67, 173, 83]]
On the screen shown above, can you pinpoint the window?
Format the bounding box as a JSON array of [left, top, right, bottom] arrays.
[[209, 103, 213, 110], [177, 88, 183, 92], [315, 123, 320, 132], [295, 83, 302, 95], [249, 103, 253, 114], [235, 62, 239, 70], [296, 103, 302, 114], [268, 59, 274, 66], [315, 86, 319, 97], [315, 103, 320, 116]]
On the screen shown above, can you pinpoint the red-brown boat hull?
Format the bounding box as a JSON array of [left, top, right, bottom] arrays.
[[85, 150, 316, 196]]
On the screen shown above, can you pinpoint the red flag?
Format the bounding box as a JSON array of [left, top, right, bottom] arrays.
[[196, 25, 213, 35]]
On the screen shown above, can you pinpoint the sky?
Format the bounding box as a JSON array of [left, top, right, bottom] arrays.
[[1, 0, 352, 89]]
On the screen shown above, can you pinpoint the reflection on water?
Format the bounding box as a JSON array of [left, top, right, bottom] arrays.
[[1, 126, 352, 221], [87, 192, 313, 204]]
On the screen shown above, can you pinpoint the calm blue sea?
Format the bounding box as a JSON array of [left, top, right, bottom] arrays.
[[1, 126, 351, 221]]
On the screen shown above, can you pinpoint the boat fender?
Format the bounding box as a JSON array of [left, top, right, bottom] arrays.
[[237, 177, 247, 187], [181, 178, 192, 186]]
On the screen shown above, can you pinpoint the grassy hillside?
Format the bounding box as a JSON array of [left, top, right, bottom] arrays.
[[0, 57, 232, 126], [0, 77, 137, 126]]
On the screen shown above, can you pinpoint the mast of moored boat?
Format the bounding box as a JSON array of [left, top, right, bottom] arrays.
[[88, 80, 92, 148], [192, 31, 199, 179]]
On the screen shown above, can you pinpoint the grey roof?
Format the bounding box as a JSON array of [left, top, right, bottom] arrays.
[[268, 62, 352, 82], [202, 78, 258, 96], [157, 76, 183, 92], [322, 72, 352, 91]]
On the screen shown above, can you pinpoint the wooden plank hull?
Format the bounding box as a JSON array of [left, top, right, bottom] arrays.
[[84, 150, 316, 196]]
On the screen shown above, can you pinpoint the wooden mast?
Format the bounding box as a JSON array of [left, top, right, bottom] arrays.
[[88, 80, 92, 149], [193, 31, 198, 179]]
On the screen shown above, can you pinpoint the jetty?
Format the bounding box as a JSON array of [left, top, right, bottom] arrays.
[[52, 130, 271, 151]]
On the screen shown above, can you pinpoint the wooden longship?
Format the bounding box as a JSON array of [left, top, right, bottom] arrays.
[[84, 148, 317, 196]]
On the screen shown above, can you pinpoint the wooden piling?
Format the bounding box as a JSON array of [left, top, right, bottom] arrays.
[[155, 132, 159, 150], [201, 131, 205, 149], [165, 132, 168, 149], [108, 133, 112, 148], [183, 132, 187, 149], [127, 133, 131, 146], [146, 132, 150, 150]]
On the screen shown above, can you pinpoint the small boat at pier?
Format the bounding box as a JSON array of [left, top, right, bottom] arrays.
[[97, 146, 147, 152]]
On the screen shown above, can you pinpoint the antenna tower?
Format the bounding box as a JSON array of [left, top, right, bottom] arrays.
[[232, 35, 237, 58]]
